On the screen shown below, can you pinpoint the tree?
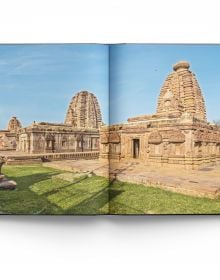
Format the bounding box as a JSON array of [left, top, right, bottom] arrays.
[[213, 119, 220, 125]]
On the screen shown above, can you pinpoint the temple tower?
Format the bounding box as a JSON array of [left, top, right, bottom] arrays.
[[7, 116, 22, 132], [65, 91, 102, 129], [156, 61, 207, 121]]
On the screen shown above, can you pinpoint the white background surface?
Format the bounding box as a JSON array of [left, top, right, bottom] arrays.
[[1, 1, 220, 279]]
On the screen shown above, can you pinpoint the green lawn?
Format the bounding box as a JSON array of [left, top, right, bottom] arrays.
[[110, 181, 220, 214], [0, 164, 109, 215], [1, 164, 220, 214]]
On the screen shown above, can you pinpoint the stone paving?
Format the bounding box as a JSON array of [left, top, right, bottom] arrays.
[[43, 159, 109, 178], [43, 159, 220, 199], [0, 151, 29, 156], [110, 161, 220, 199]]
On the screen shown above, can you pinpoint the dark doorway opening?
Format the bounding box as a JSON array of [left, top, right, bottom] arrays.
[[133, 139, 140, 158], [52, 139, 55, 153]]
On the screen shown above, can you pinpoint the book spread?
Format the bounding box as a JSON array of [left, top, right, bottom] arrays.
[[0, 44, 220, 215]]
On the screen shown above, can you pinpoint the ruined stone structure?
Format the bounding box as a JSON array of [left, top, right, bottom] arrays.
[[0, 117, 22, 151], [100, 61, 220, 169], [17, 91, 102, 154]]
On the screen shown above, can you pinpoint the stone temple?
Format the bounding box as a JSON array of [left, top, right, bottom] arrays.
[[100, 61, 220, 169], [0, 91, 102, 155], [65, 91, 102, 128], [0, 117, 22, 150], [19, 91, 102, 154], [1, 60, 220, 198], [1, 61, 220, 171]]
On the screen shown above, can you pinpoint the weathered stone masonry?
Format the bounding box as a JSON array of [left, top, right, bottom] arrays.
[[100, 61, 220, 169], [17, 91, 102, 154], [0, 117, 22, 151]]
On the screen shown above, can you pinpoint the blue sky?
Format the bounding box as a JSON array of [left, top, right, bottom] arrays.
[[1, 44, 220, 129], [0, 44, 109, 128], [110, 44, 220, 124]]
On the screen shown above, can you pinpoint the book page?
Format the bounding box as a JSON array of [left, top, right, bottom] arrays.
[[107, 44, 220, 214], [0, 44, 110, 215]]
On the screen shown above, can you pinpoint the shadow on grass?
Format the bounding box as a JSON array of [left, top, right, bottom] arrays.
[[37, 174, 125, 214], [44, 176, 89, 196], [0, 169, 64, 214], [66, 186, 124, 214], [9, 171, 61, 190], [108, 179, 144, 214], [3, 168, 126, 214]]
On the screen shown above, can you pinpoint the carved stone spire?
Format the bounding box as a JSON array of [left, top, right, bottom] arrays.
[[65, 91, 102, 129], [7, 116, 22, 132], [156, 61, 207, 121]]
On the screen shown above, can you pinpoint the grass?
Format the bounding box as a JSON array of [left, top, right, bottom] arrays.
[[110, 181, 220, 214], [1, 164, 220, 214], [0, 164, 109, 215]]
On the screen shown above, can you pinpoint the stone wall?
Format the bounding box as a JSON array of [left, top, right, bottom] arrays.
[[100, 119, 220, 169], [6, 151, 99, 165], [18, 123, 100, 154], [0, 131, 17, 151]]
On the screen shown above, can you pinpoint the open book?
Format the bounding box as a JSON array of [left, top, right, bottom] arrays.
[[0, 44, 220, 215]]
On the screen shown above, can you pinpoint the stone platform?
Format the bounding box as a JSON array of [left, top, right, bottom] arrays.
[[0, 151, 99, 165], [43, 159, 109, 177], [44, 159, 220, 199], [110, 161, 220, 199]]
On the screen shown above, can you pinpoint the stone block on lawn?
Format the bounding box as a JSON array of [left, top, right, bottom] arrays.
[[0, 179, 17, 190]]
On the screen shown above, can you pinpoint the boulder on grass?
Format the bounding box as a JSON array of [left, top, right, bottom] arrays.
[[0, 179, 17, 190]]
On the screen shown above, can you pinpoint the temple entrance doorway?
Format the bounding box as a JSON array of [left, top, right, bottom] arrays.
[[133, 139, 140, 158], [51, 138, 55, 153]]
